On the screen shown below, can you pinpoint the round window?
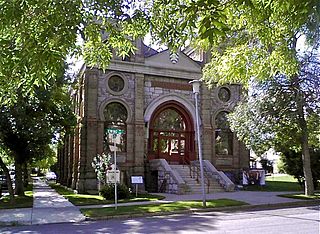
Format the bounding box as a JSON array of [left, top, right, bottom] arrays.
[[218, 87, 231, 102], [108, 75, 125, 92]]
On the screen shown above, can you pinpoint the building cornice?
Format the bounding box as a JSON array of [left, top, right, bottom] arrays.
[[107, 60, 202, 80]]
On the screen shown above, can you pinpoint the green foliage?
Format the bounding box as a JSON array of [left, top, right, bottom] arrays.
[[31, 145, 57, 171], [229, 59, 320, 154], [279, 149, 320, 189], [0, 0, 149, 102], [91, 152, 112, 185], [99, 183, 130, 200], [0, 69, 76, 164]]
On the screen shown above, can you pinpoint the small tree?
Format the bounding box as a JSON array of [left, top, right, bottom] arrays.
[[279, 148, 320, 189], [91, 152, 112, 190]]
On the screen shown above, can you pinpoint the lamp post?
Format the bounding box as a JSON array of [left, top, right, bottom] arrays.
[[189, 80, 206, 207]]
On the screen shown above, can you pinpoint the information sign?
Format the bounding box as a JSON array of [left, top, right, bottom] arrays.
[[131, 176, 143, 184], [106, 170, 120, 183]]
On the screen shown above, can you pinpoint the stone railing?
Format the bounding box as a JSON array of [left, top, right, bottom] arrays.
[[191, 160, 235, 192], [149, 159, 187, 194]]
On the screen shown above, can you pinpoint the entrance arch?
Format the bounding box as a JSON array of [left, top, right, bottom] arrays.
[[148, 101, 195, 164]]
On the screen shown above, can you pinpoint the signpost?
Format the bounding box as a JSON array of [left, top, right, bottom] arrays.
[[106, 128, 124, 210], [131, 176, 143, 197]]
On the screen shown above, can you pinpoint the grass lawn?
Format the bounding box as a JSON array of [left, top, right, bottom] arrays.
[[0, 183, 33, 209], [245, 174, 304, 192], [278, 192, 320, 200], [49, 183, 165, 206], [81, 199, 248, 218]]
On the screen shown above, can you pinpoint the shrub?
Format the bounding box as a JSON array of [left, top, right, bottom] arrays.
[[100, 183, 130, 200]]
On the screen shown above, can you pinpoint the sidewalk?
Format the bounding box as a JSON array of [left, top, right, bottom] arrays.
[[0, 180, 317, 226], [0, 178, 85, 226]]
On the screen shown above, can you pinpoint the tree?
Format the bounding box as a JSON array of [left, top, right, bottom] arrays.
[[150, 0, 320, 196], [228, 55, 320, 195], [0, 68, 76, 196], [279, 148, 320, 189]]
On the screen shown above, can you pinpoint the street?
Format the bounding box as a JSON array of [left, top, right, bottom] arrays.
[[1, 205, 319, 234]]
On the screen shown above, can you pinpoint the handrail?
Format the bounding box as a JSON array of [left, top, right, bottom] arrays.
[[201, 160, 235, 191], [190, 163, 211, 193]]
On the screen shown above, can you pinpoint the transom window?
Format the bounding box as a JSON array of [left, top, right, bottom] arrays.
[[215, 111, 233, 155], [104, 102, 127, 152], [153, 109, 186, 131]]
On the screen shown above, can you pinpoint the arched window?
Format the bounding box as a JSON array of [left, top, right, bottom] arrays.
[[215, 111, 233, 155], [104, 102, 127, 152]]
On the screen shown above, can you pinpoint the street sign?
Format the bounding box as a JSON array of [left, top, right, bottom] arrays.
[[106, 170, 120, 183], [106, 128, 125, 135]]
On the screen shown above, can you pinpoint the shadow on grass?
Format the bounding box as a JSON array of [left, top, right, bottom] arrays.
[[0, 183, 33, 209], [49, 183, 165, 206], [81, 199, 248, 218], [278, 192, 320, 200]]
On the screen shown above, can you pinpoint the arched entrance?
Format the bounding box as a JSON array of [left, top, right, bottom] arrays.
[[148, 101, 195, 164]]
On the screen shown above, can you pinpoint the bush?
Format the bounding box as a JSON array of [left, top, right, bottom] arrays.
[[100, 184, 130, 200]]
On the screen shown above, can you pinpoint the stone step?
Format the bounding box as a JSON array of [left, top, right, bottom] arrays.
[[170, 164, 226, 194]]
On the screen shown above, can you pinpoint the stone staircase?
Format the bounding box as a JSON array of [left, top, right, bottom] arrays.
[[170, 164, 225, 194]]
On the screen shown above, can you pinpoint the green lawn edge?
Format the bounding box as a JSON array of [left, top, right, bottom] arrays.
[[278, 192, 320, 200], [49, 183, 165, 206], [0, 183, 33, 209], [81, 199, 248, 218], [244, 175, 305, 192]]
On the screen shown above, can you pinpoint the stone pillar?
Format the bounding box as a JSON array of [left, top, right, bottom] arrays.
[[133, 73, 146, 191], [71, 125, 80, 189], [201, 85, 213, 161], [62, 136, 69, 186], [77, 69, 99, 194], [67, 134, 74, 187]]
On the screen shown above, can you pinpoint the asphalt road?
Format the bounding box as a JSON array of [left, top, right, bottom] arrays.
[[1, 205, 319, 234]]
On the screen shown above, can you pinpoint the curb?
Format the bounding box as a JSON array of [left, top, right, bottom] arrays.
[[84, 200, 320, 221]]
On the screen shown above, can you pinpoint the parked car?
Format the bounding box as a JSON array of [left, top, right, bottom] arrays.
[[45, 172, 57, 181], [0, 175, 8, 190], [9, 170, 15, 181]]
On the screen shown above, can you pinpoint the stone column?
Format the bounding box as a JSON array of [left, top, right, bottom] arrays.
[[77, 69, 100, 194], [71, 125, 80, 189], [201, 85, 213, 161], [133, 73, 146, 191]]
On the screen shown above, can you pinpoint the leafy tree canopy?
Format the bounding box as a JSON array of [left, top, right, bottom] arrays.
[[0, 0, 148, 103], [228, 64, 320, 156]]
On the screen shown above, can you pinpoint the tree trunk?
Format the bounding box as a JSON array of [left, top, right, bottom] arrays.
[[23, 162, 29, 188], [0, 156, 15, 202], [294, 75, 314, 196], [301, 134, 314, 195], [14, 160, 25, 196]]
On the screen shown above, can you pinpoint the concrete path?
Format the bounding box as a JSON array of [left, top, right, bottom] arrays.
[[79, 191, 301, 209], [0, 179, 316, 226], [0, 178, 85, 226]]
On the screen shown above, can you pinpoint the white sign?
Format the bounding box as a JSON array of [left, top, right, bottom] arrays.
[[131, 176, 143, 184], [106, 170, 120, 183]]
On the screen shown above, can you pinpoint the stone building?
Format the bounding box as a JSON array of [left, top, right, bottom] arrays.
[[57, 40, 249, 194]]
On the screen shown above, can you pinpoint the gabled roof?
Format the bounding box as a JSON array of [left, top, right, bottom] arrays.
[[142, 43, 158, 58], [144, 49, 202, 73]]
